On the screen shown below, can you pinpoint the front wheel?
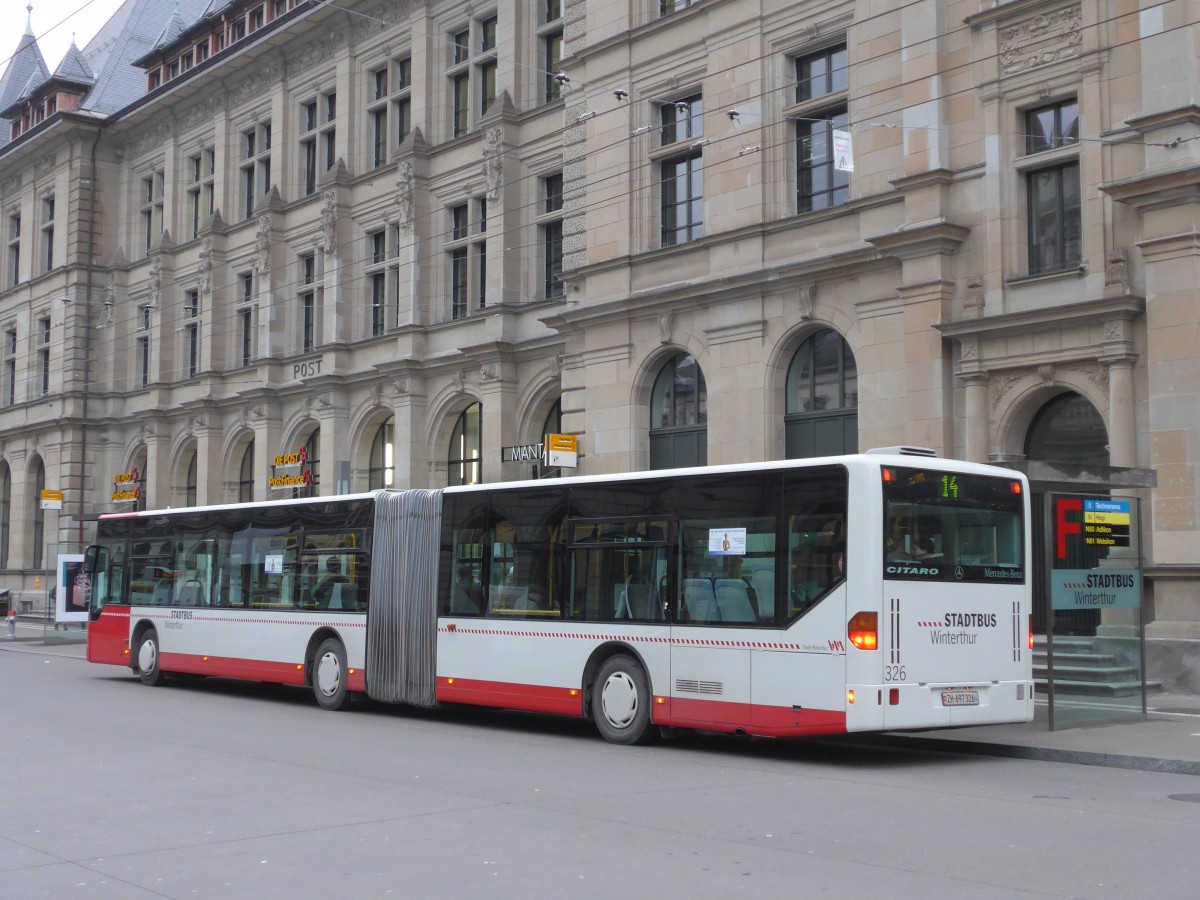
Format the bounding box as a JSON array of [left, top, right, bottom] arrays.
[[312, 638, 350, 711], [592, 654, 652, 744], [136, 629, 165, 686]]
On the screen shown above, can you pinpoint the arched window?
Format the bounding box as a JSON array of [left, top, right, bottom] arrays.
[[368, 416, 395, 489], [448, 402, 482, 486], [785, 329, 858, 458], [31, 457, 45, 569], [238, 441, 255, 503], [292, 429, 319, 498], [1025, 392, 1109, 466], [539, 398, 562, 478], [0, 463, 10, 569], [649, 353, 707, 470], [184, 451, 197, 507]]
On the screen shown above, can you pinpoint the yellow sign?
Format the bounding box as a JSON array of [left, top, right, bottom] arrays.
[[40, 489, 63, 510], [545, 433, 577, 453], [544, 433, 578, 469]]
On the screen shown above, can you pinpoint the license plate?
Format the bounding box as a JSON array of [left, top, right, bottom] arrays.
[[941, 689, 979, 707]]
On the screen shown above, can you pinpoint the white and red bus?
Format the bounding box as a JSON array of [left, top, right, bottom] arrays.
[[84, 449, 1034, 743]]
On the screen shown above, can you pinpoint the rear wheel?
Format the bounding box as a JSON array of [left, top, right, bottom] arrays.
[[136, 629, 165, 686], [312, 638, 350, 711], [592, 654, 651, 744]]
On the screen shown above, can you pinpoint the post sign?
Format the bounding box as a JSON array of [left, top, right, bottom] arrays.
[[1049, 493, 1141, 611], [112, 467, 142, 504], [544, 433, 577, 468], [40, 489, 63, 510]]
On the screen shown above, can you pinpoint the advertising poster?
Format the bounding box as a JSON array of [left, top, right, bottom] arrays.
[[56, 553, 89, 624]]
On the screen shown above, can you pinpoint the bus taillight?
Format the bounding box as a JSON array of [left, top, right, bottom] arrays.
[[1029, 615, 1034, 650], [848, 612, 878, 650]]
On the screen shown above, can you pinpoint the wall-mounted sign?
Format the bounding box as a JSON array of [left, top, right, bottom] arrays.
[[544, 433, 578, 468], [273, 448, 308, 469], [41, 489, 63, 510], [502, 443, 543, 463], [269, 470, 312, 491], [112, 467, 142, 503]]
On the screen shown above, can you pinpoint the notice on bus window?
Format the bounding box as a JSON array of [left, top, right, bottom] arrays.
[[264, 554, 284, 575], [709, 528, 747, 556]]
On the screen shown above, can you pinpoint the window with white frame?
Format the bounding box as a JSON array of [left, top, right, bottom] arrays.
[[538, 172, 563, 298], [447, 13, 499, 138], [538, 1, 563, 104], [367, 55, 412, 169], [298, 252, 319, 352], [446, 200, 486, 319], [1022, 98, 1080, 275], [6, 212, 19, 287], [41, 195, 55, 272], [240, 121, 272, 219], [136, 307, 152, 389], [141, 169, 164, 255], [38, 316, 50, 396], [657, 94, 704, 247], [186, 149, 215, 240], [366, 229, 389, 336], [792, 43, 849, 214], [238, 271, 255, 367], [299, 94, 335, 196], [182, 289, 200, 378], [659, 0, 699, 16], [3, 327, 16, 405]]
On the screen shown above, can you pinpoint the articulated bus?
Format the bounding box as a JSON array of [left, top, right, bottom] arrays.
[[84, 449, 1034, 744]]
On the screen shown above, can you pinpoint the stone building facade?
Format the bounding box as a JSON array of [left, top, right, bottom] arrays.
[[1, 0, 1198, 683]]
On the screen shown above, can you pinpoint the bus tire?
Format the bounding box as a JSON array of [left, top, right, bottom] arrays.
[[137, 629, 165, 686], [312, 638, 350, 711], [592, 654, 651, 745]]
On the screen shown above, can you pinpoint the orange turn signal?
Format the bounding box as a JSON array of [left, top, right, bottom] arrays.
[[848, 611, 878, 650]]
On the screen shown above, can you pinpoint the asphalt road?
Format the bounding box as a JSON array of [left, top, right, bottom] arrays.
[[3, 644, 1200, 898]]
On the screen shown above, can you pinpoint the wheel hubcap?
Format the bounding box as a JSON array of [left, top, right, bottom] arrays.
[[601, 671, 638, 728], [138, 640, 156, 673], [316, 652, 342, 697]]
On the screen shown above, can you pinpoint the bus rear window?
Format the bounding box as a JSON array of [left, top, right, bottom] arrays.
[[882, 467, 1024, 583]]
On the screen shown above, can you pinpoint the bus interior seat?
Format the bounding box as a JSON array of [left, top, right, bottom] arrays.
[[151, 578, 173, 606], [749, 567, 774, 619], [684, 578, 719, 623], [177, 577, 205, 606], [714, 578, 757, 623], [328, 583, 357, 611], [621, 579, 660, 621]]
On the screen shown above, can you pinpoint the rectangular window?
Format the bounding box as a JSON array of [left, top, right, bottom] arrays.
[[3, 328, 14, 405], [539, 172, 564, 298], [797, 108, 850, 213], [6, 213, 19, 287], [452, 73, 470, 137], [1027, 100, 1079, 153], [660, 0, 698, 16], [241, 122, 272, 219], [450, 247, 468, 319], [453, 29, 470, 65], [137, 335, 150, 388], [367, 56, 412, 167], [184, 289, 199, 319], [142, 170, 165, 253], [41, 195, 54, 272], [240, 308, 254, 367], [371, 272, 386, 336], [448, 16, 497, 138], [660, 94, 702, 145], [475, 241, 487, 309], [1027, 162, 1081, 275], [543, 30, 563, 102], [793, 44, 850, 214], [186, 323, 199, 378], [186, 151, 214, 239], [660, 153, 704, 247], [38, 317, 50, 395], [451, 204, 469, 240], [300, 253, 317, 352]]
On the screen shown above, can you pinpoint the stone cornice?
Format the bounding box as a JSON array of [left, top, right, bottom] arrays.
[[866, 221, 970, 260], [1100, 166, 1200, 209], [937, 295, 1143, 340]]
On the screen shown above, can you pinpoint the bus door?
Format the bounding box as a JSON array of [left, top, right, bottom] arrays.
[[85, 542, 132, 666]]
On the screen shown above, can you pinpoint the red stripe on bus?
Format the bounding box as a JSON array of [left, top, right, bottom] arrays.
[[654, 697, 847, 737], [86, 606, 131, 666], [159, 652, 367, 693], [436, 677, 585, 716]]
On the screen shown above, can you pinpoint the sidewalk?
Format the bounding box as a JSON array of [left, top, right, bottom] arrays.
[[5, 632, 1199, 772]]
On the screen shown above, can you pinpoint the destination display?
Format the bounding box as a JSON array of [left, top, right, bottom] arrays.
[[1081, 498, 1131, 548]]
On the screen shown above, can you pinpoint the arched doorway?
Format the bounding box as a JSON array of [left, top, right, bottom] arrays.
[[1024, 392, 1109, 466]]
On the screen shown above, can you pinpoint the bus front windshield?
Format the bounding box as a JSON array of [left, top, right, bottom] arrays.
[[882, 466, 1024, 583]]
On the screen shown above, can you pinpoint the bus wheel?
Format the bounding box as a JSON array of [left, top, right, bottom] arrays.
[[592, 654, 651, 745], [137, 630, 165, 686], [312, 638, 350, 711]]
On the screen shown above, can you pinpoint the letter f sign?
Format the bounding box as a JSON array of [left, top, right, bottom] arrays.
[[1055, 498, 1082, 559]]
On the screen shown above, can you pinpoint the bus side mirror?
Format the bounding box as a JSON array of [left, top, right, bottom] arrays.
[[84, 545, 107, 575]]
